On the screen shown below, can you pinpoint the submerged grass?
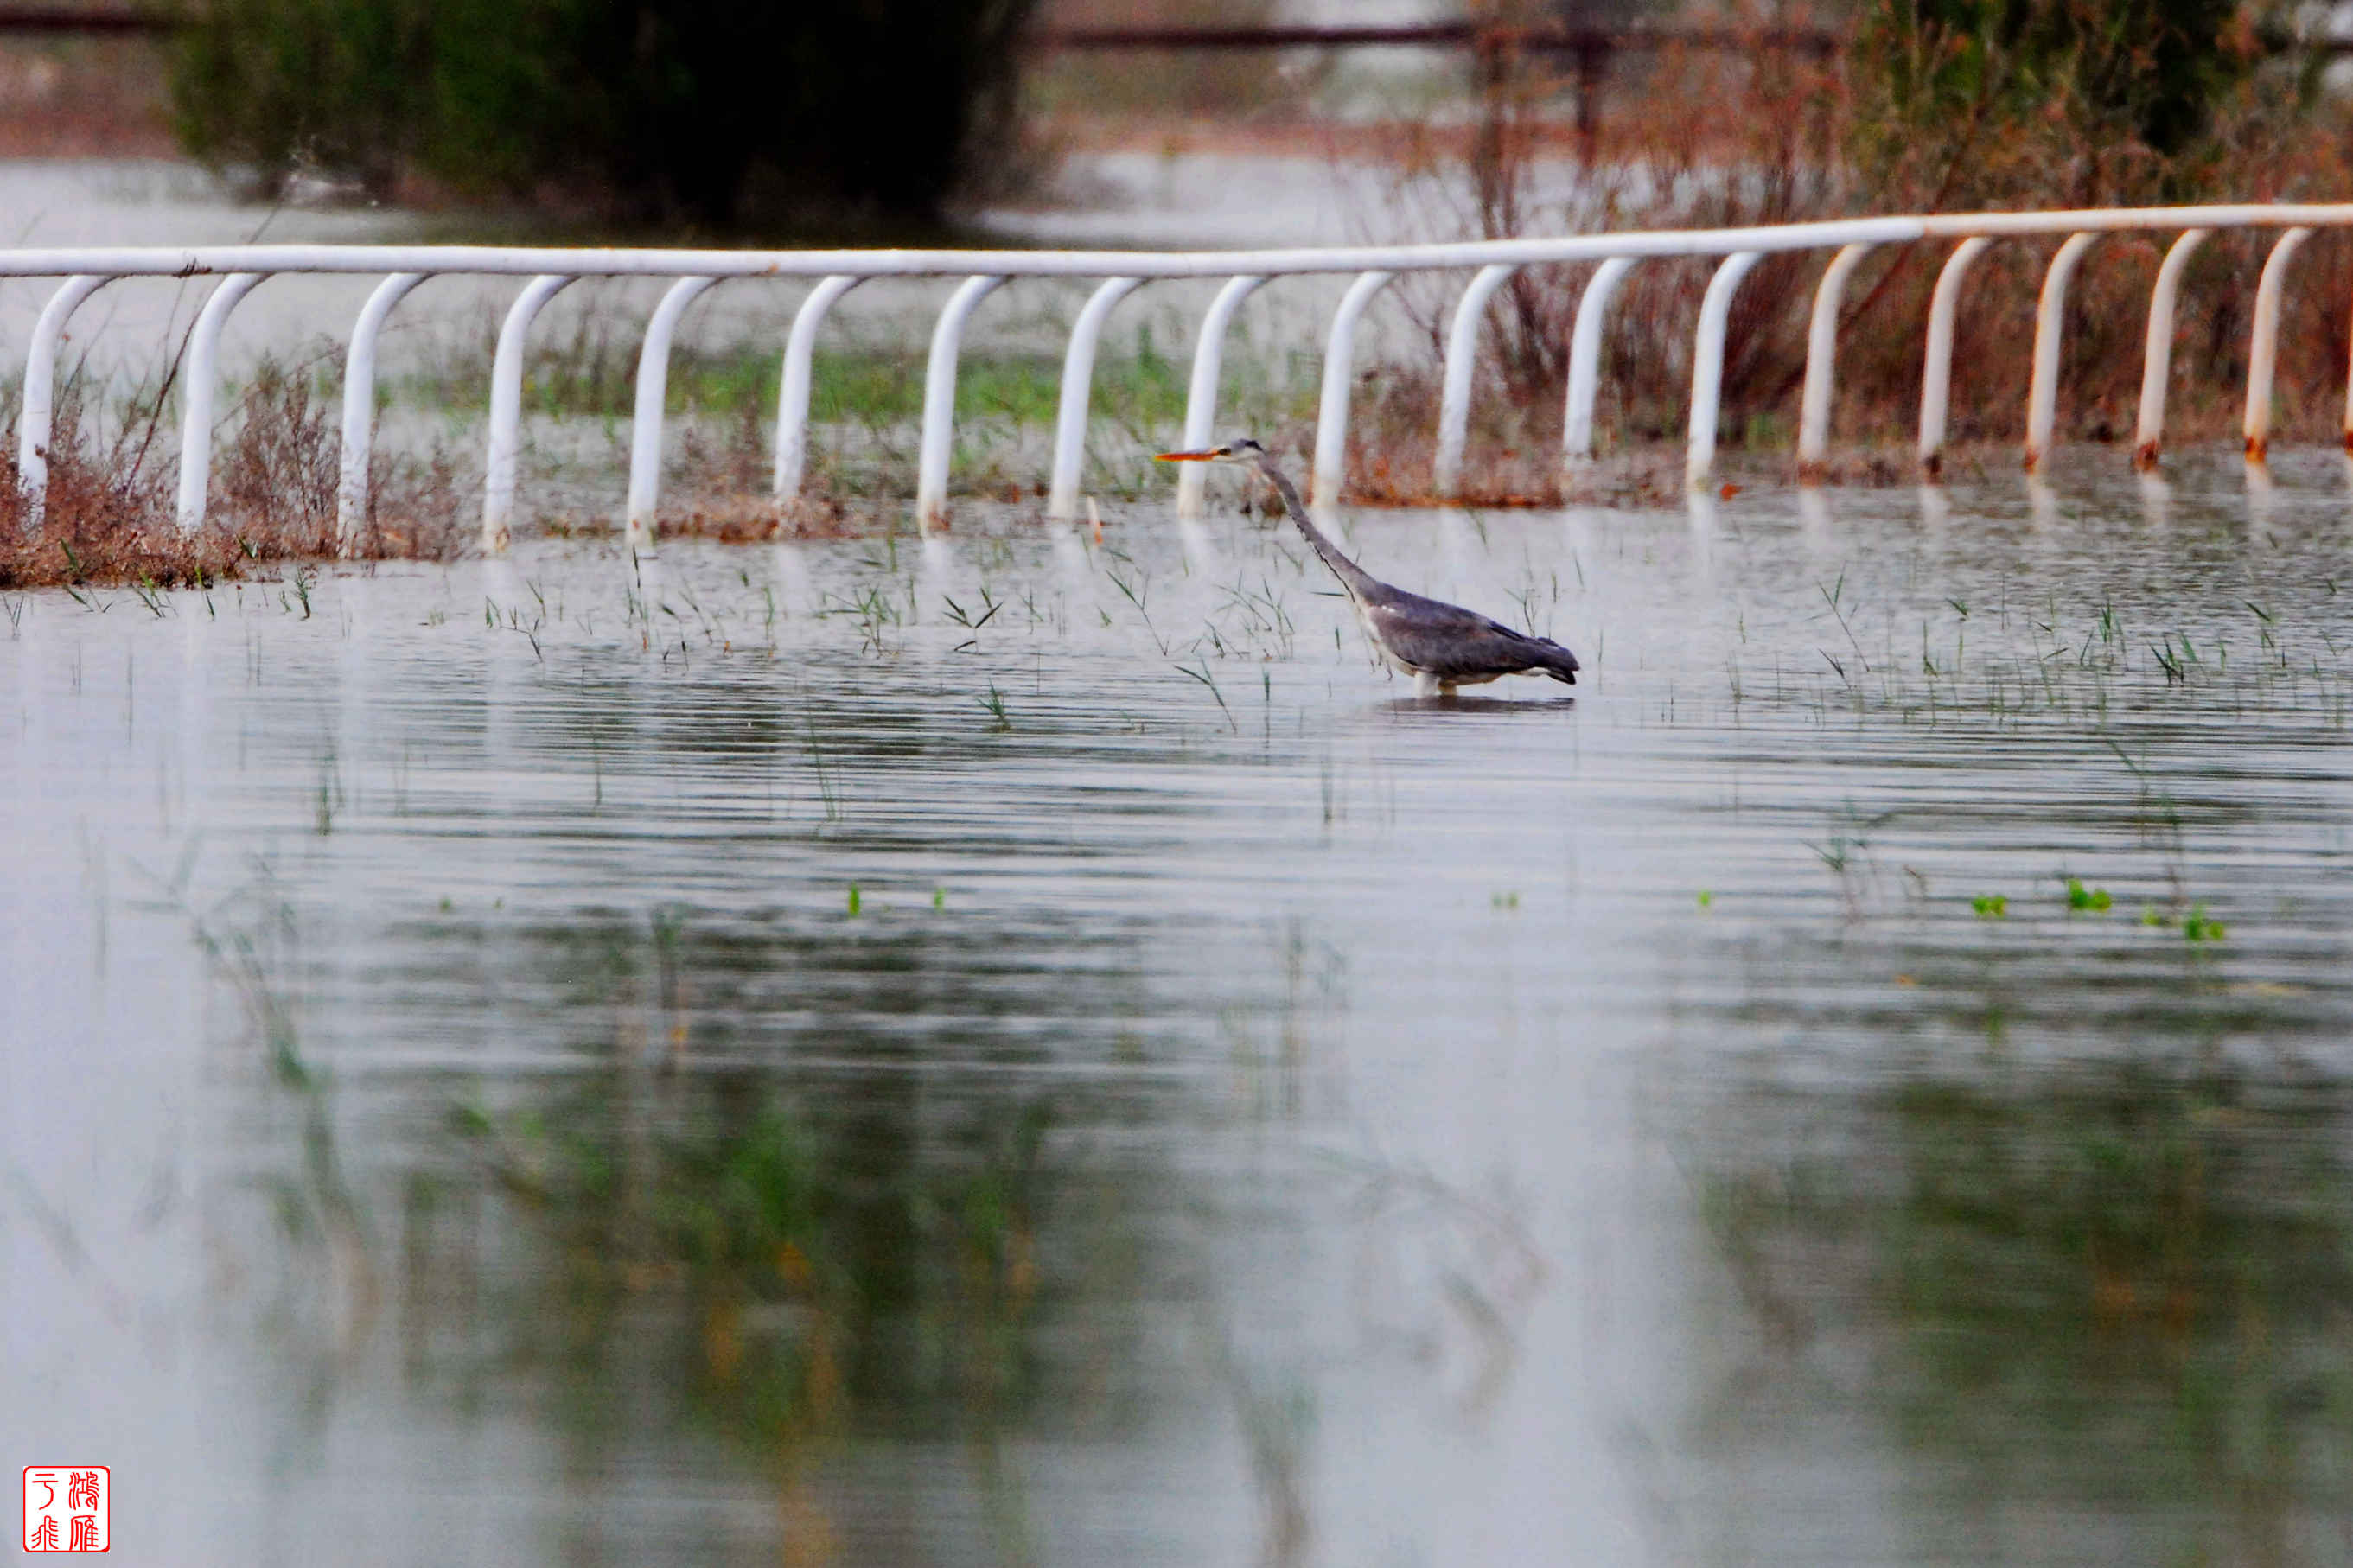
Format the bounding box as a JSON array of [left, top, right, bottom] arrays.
[[1714, 570, 2353, 736]]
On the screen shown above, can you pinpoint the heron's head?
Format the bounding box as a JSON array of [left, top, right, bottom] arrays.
[[1153, 437, 1266, 465]]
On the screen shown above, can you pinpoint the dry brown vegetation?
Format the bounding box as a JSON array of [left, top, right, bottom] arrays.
[[0, 356, 466, 590], [1339, 9, 2353, 505]]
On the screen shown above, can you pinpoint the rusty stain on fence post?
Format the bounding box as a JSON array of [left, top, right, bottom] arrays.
[[1685, 250, 1763, 492], [1795, 242, 1873, 484], [1916, 237, 1993, 481], [2022, 233, 2096, 474], [626, 275, 722, 551], [2133, 228, 2209, 470], [915, 274, 1007, 530], [775, 274, 864, 507], [2243, 226, 2312, 464], [481, 273, 574, 556]]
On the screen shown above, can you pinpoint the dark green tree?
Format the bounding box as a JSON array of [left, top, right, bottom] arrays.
[[168, 0, 1041, 227]]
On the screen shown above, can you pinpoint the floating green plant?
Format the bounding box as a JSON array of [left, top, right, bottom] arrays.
[[1972, 895, 2008, 919], [2064, 879, 2112, 912], [2181, 904, 2226, 942], [846, 883, 862, 917]]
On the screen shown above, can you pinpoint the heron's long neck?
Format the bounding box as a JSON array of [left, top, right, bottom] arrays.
[[1257, 456, 1378, 599]]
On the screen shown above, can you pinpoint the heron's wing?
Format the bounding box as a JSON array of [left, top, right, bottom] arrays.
[[1364, 590, 1578, 679]]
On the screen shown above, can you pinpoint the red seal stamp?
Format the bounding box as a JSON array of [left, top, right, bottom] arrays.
[[22, 1467, 107, 1552]]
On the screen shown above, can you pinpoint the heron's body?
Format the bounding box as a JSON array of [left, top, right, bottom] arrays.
[[1158, 440, 1579, 697]]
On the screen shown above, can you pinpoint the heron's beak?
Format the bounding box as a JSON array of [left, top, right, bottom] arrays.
[[1154, 449, 1220, 462]]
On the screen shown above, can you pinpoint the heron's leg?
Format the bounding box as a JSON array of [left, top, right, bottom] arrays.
[[1412, 671, 1444, 698]]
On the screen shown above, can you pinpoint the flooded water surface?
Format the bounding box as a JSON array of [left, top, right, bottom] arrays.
[[8, 455, 2353, 1565]]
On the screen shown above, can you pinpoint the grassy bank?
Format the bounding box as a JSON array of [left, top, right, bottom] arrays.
[[395, 341, 1211, 427], [390, 327, 1323, 513]]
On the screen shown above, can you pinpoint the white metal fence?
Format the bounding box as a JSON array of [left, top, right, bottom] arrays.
[[9, 204, 2353, 554]]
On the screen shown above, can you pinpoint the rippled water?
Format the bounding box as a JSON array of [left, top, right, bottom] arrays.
[[8, 452, 2353, 1565]]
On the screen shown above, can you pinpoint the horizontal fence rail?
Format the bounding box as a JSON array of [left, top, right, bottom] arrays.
[[8, 204, 2353, 553]]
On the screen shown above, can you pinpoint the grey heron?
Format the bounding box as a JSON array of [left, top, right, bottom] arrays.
[[1157, 438, 1579, 698]]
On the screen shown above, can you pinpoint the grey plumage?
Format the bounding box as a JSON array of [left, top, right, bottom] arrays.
[[1163, 437, 1578, 698]]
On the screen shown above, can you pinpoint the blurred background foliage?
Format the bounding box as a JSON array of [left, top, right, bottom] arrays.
[[164, 0, 1043, 226], [156, 0, 2303, 237], [1023, 0, 1286, 118], [1850, 0, 2274, 207]]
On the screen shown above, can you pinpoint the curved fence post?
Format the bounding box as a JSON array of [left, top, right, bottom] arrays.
[[1176, 274, 1266, 519], [2133, 228, 2210, 470], [1048, 276, 1145, 520], [1310, 270, 1394, 508], [2243, 226, 2312, 462], [625, 275, 721, 551], [17, 273, 111, 534], [481, 273, 575, 555], [336, 271, 428, 554], [176, 271, 266, 534], [1796, 243, 1874, 483], [774, 273, 863, 507], [917, 274, 1006, 529], [2023, 233, 2096, 474], [1916, 237, 1993, 481], [2343, 296, 2353, 454], [1561, 257, 1634, 472], [1685, 250, 1763, 492], [1433, 262, 1517, 498]]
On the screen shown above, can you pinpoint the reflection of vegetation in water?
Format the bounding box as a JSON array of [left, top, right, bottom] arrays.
[[152, 851, 383, 1354], [1702, 1052, 2353, 1534], [367, 1063, 1081, 1559], [449, 1081, 919, 1445], [416, 912, 1106, 1460], [194, 875, 1232, 1559]]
